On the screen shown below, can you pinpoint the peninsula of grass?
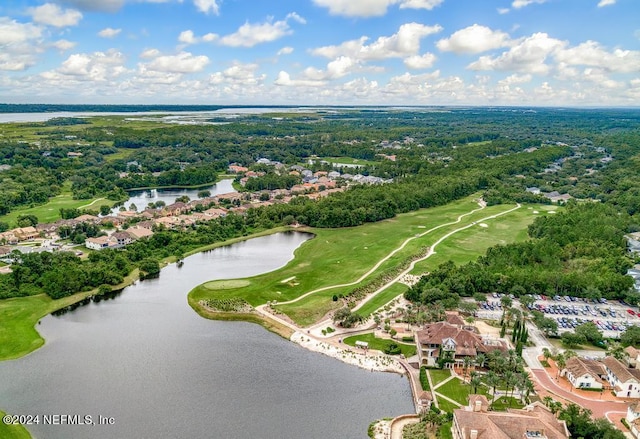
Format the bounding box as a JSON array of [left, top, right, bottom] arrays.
[[356, 282, 408, 318], [342, 332, 416, 357], [189, 199, 538, 327], [189, 196, 485, 324], [0, 411, 31, 439]]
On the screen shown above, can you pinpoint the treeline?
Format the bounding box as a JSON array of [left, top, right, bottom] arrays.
[[406, 203, 636, 304]]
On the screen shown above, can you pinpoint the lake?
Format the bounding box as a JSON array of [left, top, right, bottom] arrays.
[[118, 178, 236, 212], [0, 232, 413, 439]]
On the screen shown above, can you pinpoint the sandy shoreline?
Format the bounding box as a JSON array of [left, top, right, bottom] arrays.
[[291, 331, 406, 374]]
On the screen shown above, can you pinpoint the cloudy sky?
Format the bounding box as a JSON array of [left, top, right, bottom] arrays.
[[0, 0, 638, 106]]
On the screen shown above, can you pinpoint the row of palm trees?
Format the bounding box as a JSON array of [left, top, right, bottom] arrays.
[[459, 349, 535, 405]]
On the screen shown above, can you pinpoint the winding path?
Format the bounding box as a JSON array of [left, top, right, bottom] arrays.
[[255, 202, 522, 335]]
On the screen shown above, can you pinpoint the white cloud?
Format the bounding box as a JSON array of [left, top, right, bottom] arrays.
[[404, 53, 437, 69], [143, 51, 210, 73], [193, 0, 220, 15], [178, 30, 197, 44], [436, 24, 512, 54], [45, 49, 128, 81], [511, 0, 547, 9], [140, 48, 161, 59], [219, 13, 305, 48], [312, 23, 442, 61], [497, 8, 510, 14], [498, 73, 532, 85], [209, 62, 266, 86], [0, 18, 42, 45], [277, 46, 294, 55], [275, 71, 325, 87], [554, 40, 640, 73], [28, 3, 82, 28], [303, 56, 357, 80], [597, 0, 616, 6], [98, 27, 121, 38], [312, 0, 442, 17], [468, 32, 566, 74], [51, 39, 77, 51]]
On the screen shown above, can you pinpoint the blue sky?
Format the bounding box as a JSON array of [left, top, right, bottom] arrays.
[[0, 0, 638, 106]]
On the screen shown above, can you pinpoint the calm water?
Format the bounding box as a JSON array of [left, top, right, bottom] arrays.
[[0, 232, 413, 439], [118, 178, 235, 212]]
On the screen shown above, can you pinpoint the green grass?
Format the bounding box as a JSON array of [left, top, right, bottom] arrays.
[[435, 398, 460, 414], [490, 397, 525, 411], [318, 156, 378, 166], [429, 369, 452, 387], [0, 181, 116, 227], [437, 377, 490, 406], [410, 203, 560, 275], [0, 411, 31, 439], [190, 195, 492, 325], [439, 422, 453, 439], [356, 282, 408, 318], [342, 332, 416, 357], [103, 148, 134, 162]]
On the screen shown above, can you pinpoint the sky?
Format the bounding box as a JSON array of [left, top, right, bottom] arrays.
[[0, 0, 638, 106]]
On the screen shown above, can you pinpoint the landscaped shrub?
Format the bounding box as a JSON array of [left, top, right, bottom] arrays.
[[419, 367, 430, 390], [384, 343, 402, 355]]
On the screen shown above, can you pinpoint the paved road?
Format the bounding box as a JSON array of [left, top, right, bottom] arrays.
[[530, 367, 627, 420]]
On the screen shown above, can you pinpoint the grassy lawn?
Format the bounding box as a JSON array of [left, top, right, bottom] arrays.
[[439, 421, 453, 439], [190, 195, 491, 325], [0, 269, 138, 361], [410, 204, 560, 275], [342, 332, 416, 357], [356, 282, 408, 318], [0, 411, 31, 439], [0, 181, 116, 227], [490, 396, 525, 411], [437, 377, 491, 406], [429, 369, 452, 387], [435, 397, 460, 414]]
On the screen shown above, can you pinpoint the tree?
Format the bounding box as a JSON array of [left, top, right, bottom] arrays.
[[197, 190, 211, 198], [485, 371, 500, 397], [470, 372, 482, 394], [519, 294, 535, 309], [607, 342, 628, 361], [621, 325, 640, 347], [139, 258, 160, 276], [561, 332, 586, 348], [575, 321, 603, 346], [0, 221, 9, 232], [99, 205, 111, 216], [129, 203, 137, 212], [17, 214, 38, 227]]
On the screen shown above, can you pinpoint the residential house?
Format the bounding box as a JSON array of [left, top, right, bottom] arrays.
[[111, 231, 133, 248], [562, 357, 606, 390], [126, 227, 154, 240], [75, 214, 100, 224], [85, 236, 113, 250], [13, 227, 39, 241], [415, 321, 507, 367], [452, 397, 570, 439], [0, 246, 11, 257], [0, 231, 18, 244], [626, 346, 640, 368], [162, 202, 187, 217], [603, 356, 640, 398], [228, 164, 248, 173], [627, 403, 640, 439]]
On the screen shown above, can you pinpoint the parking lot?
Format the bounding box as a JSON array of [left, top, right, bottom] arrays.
[[475, 293, 640, 339]]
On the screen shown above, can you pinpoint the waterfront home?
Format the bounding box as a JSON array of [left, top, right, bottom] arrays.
[[561, 357, 605, 390], [415, 321, 507, 368], [126, 227, 154, 240], [452, 397, 570, 439], [603, 356, 640, 398]]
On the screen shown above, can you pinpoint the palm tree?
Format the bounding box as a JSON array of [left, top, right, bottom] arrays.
[[475, 353, 487, 369], [485, 371, 501, 399], [470, 372, 482, 394], [555, 354, 566, 378], [542, 347, 552, 363], [463, 356, 473, 382]]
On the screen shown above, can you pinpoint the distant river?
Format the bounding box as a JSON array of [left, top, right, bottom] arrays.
[[0, 232, 413, 439]]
